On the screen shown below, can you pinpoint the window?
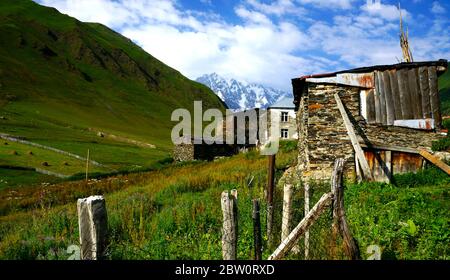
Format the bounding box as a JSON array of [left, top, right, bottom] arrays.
[[281, 112, 289, 122], [281, 129, 289, 139]]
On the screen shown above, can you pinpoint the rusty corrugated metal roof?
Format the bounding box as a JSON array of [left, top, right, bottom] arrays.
[[294, 59, 448, 82]]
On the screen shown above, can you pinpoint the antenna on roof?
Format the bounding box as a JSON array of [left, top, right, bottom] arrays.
[[399, 3, 413, 62]]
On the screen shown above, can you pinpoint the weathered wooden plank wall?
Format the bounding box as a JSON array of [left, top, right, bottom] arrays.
[[366, 89, 376, 123], [365, 66, 441, 128], [428, 66, 441, 127], [419, 67, 431, 118]]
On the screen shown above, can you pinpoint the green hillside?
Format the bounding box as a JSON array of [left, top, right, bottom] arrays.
[[0, 0, 225, 186], [440, 63, 450, 116]]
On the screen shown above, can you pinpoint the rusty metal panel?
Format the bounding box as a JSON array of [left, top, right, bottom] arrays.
[[392, 152, 423, 175], [393, 119, 435, 130], [305, 73, 375, 88], [336, 73, 375, 88], [364, 150, 390, 182], [364, 149, 423, 180]]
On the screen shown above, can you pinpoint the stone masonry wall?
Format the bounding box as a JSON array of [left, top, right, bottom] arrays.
[[295, 83, 446, 183]]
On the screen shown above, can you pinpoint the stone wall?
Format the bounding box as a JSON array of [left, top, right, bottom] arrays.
[[173, 142, 237, 162], [173, 143, 195, 161], [295, 83, 446, 183]]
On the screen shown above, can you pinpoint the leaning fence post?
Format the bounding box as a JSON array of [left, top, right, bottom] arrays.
[[77, 195, 108, 260], [221, 190, 238, 260], [331, 158, 361, 260], [252, 199, 262, 260]]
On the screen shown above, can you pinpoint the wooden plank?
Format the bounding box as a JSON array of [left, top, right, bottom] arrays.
[[334, 93, 373, 180], [397, 69, 413, 119], [374, 72, 382, 124], [377, 71, 387, 125], [382, 71, 395, 125], [428, 66, 441, 128], [408, 69, 423, 118], [268, 192, 333, 260], [359, 142, 420, 154], [419, 66, 431, 118], [419, 150, 450, 175], [389, 70, 403, 120], [366, 89, 376, 123]]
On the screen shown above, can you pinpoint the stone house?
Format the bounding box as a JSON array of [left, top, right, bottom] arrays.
[[173, 136, 237, 162], [268, 96, 299, 140], [291, 60, 448, 182]]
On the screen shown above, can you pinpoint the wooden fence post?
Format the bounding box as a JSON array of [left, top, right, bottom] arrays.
[[281, 183, 293, 243], [77, 195, 108, 260], [268, 192, 333, 260], [267, 154, 275, 247], [221, 190, 238, 260], [331, 159, 361, 260], [252, 199, 262, 260]]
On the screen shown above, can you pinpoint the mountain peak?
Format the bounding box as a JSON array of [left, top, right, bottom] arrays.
[[196, 73, 290, 110]]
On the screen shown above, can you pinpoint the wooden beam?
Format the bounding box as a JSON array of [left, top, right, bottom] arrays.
[[334, 93, 373, 180], [359, 142, 420, 154], [419, 150, 450, 175], [268, 192, 333, 260]]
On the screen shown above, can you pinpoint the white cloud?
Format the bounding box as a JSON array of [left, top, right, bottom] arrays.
[[298, 0, 356, 10], [431, 1, 446, 14], [361, 0, 409, 21], [35, 0, 449, 92], [246, 0, 305, 16]]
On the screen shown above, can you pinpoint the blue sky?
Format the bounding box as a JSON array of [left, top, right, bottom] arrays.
[[35, 0, 450, 92]]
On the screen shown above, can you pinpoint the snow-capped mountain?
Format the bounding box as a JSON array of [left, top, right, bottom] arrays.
[[196, 73, 290, 110]]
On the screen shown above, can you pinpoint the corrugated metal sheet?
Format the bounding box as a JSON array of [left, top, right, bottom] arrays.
[[393, 119, 435, 130]]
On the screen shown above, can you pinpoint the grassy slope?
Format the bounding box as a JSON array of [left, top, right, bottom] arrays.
[[439, 63, 450, 116], [0, 142, 448, 260], [0, 0, 225, 185]]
